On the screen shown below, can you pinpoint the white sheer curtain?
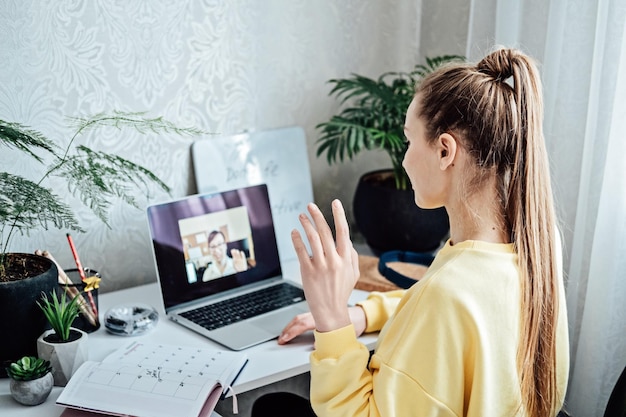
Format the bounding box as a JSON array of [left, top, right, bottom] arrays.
[[467, 1, 626, 416]]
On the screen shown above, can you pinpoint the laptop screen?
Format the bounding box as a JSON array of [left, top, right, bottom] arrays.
[[147, 184, 282, 310]]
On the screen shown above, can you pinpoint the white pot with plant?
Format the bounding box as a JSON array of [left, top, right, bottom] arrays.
[[36, 289, 88, 386], [0, 113, 203, 372], [6, 355, 54, 406]]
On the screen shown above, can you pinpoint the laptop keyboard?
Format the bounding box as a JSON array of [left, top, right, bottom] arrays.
[[179, 283, 305, 331]]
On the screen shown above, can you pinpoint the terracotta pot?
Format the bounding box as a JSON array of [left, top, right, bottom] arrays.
[[9, 372, 54, 406], [353, 170, 450, 255], [0, 253, 58, 376], [37, 328, 88, 387]]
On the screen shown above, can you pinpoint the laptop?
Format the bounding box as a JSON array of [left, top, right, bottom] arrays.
[[146, 183, 309, 351]]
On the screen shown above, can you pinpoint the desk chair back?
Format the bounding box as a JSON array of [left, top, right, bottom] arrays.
[[604, 364, 626, 417]]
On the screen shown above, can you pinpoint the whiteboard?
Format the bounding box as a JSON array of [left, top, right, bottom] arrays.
[[191, 126, 313, 262]]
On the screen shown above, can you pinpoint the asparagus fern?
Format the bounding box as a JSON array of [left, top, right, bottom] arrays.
[[0, 112, 204, 280]]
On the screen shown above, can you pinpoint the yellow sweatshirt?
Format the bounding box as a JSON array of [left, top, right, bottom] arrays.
[[310, 240, 569, 417]]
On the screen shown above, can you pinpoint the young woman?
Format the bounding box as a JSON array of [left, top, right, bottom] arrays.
[[279, 48, 569, 416]]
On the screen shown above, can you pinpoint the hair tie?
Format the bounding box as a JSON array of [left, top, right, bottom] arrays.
[[478, 49, 515, 82]]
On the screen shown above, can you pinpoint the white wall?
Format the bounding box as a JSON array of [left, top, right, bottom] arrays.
[[1, 0, 424, 292]]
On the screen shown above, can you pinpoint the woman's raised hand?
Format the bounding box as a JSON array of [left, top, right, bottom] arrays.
[[231, 249, 248, 272], [291, 200, 360, 333]]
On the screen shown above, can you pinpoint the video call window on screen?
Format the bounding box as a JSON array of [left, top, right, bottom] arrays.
[[179, 206, 256, 284]]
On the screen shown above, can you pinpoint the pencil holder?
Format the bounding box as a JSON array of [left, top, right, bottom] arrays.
[[59, 268, 101, 333]]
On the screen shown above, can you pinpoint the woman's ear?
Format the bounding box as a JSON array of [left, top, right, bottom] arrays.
[[437, 133, 457, 170]]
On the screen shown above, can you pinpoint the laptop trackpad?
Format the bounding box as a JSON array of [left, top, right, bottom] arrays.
[[210, 304, 309, 350], [251, 303, 309, 335], [210, 322, 274, 351]]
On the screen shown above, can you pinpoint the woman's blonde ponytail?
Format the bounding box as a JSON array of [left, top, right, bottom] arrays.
[[417, 48, 560, 416]]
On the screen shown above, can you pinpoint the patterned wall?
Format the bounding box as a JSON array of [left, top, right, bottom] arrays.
[[1, 0, 442, 292]]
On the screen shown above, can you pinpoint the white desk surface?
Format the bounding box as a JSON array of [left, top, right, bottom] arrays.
[[0, 259, 378, 416]]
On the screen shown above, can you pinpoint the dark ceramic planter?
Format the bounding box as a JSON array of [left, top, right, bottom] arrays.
[[0, 253, 58, 377], [353, 170, 450, 255]]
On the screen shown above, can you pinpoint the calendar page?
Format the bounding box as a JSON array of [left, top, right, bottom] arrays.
[[57, 341, 248, 417]]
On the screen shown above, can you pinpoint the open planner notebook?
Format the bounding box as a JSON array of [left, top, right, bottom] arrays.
[[56, 341, 248, 417]]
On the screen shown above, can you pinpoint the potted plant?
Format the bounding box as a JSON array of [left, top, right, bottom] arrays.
[[0, 255, 58, 376], [316, 56, 464, 254], [36, 290, 86, 386], [0, 112, 202, 372], [6, 355, 54, 406]]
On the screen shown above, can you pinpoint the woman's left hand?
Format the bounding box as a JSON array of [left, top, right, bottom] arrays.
[[277, 306, 367, 345], [291, 199, 360, 333]]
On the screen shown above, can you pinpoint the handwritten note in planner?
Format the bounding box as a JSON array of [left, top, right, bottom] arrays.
[[191, 126, 314, 262]]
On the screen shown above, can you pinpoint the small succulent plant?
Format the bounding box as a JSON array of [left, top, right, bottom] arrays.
[[37, 290, 81, 341], [6, 356, 52, 381]]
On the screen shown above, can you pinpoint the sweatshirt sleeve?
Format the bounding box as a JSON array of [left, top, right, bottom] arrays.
[[356, 290, 405, 332], [310, 324, 378, 417]]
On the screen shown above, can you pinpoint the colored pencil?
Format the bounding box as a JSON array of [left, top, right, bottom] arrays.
[[66, 233, 99, 316]]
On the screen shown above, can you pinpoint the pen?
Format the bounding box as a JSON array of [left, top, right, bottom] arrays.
[[36, 249, 98, 326], [66, 233, 99, 317]]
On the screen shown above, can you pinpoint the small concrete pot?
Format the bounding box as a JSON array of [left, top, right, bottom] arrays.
[[9, 372, 54, 406], [37, 328, 88, 387]]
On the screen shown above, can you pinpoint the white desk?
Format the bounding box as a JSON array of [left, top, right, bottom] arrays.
[[0, 260, 378, 416]]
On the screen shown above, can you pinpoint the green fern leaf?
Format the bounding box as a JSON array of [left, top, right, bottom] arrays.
[[66, 111, 206, 138], [51, 146, 170, 226], [0, 172, 83, 233], [0, 120, 58, 163]]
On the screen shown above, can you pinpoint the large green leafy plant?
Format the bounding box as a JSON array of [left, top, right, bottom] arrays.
[[0, 112, 203, 281], [316, 55, 464, 190]]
